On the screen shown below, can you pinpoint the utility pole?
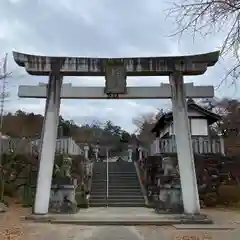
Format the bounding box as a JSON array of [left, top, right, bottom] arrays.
[[0, 53, 8, 130], [0, 53, 8, 201]]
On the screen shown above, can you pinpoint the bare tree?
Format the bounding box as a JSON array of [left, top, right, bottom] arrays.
[[132, 112, 156, 132], [168, 0, 240, 81], [132, 109, 166, 146]]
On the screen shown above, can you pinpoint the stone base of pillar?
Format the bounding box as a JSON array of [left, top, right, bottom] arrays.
[[173, 213, 213, 223]]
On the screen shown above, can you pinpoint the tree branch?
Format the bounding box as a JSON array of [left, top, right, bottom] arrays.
[[168, 0, 240, 82]]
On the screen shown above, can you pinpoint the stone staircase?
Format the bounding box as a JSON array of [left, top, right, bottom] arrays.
[[89, 162, 107, 207], [89, 161, 145, 207]]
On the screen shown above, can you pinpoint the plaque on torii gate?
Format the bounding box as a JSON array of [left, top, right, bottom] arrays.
[[13, 51, 220, 217], [104, 59, 127, 98]]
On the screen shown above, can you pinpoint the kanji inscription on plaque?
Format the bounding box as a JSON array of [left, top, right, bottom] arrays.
[[104, 60, 127, 95]]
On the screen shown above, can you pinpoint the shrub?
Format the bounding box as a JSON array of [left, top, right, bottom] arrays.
[[75, 192, 88, 208], [203, 192, 218, 207], [217, 185, 240, 206]]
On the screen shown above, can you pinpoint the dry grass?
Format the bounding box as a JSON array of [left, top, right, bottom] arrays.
[[0, 202, 95, 240], [0, 204, 30, 240], [203, 185, 240, 208]]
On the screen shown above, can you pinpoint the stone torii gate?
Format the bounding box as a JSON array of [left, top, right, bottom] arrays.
[[13, 51, 219, 216]]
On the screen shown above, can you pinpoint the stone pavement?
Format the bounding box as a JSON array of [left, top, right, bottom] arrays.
[[27, 207, 212, 226], [27, 207, 212, 225], [1, 206, 240, 239]]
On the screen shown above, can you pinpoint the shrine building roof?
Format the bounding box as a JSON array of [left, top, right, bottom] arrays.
[[151, 99, 222, 134]]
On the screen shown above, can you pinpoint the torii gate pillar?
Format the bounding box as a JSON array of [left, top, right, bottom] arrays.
[[13, 51, 220, 215], [34, 62, 63, 214], [170, 72, 199, 214]]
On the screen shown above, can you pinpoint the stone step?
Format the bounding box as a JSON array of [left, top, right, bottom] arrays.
[[105, 183, 140, 186], [90, 202, 146, 207], [109, 183, 140, 186], [107, 179, 138, 182], [89, 201, 145, 206], [108, 165, 135, 167], [91, 185, 106, 187], [107, 193, 142, 196], [89, 199, 145, 204], [90, 196, 107, 200], [107, 176, 137, 178], [91, 182, 139, 185], [106, 199, 145, 204], [94, 172, 136, 175], [90, 191, 141, 196], [108, 167, 136, 169], [107, 163, 135, 166], [91, 186, 140, 190], [88, 202, 107, 207], [93, 172, 136, 174], [91, 185, 141, 188], [90, 195, 143, 200], [92, 178, 138, 182], [97, 181, 140, 187], [92, 181, 139, 185], [91, 184, 139, 187], [93, 178, 139, 182], [90, 192, 143, 196], [91, 188, 142, 193], [108, 180, 139, 183], [28, 213, 213, 225], [108, 170, 136, 172], [92, 183, 139, 186], [90, 189, 141, 193]]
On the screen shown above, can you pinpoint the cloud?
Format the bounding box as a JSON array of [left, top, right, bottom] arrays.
[[0, 0, 235, 133]]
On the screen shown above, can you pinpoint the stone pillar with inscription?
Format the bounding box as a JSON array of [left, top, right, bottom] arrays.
[[94, 145, 99, 161], [84, 145, 89, 160], [138, 147, 143, 161], [128, 148, 133, 162]]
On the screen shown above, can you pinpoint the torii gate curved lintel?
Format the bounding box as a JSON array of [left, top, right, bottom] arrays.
[[13, 51, 219, 76]]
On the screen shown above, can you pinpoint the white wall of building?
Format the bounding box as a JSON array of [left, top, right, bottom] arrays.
[[190, 118, 208, 136]]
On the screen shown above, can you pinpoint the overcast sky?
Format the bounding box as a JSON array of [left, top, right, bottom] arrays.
[[0, 0, 237, 132]]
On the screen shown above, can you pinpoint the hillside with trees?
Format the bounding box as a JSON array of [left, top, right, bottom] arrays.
[[1, 110, 137, 153], [0, 110, 139, 204]]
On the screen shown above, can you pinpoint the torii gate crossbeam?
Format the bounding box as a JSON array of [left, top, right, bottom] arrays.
[[18, 83, 214, 99]]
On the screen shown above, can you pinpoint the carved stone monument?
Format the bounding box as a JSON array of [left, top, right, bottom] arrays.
[[156, 156, 183, 213], [49, 156, 78, 214]]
